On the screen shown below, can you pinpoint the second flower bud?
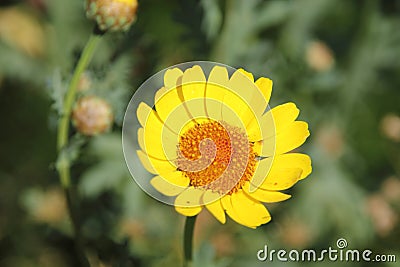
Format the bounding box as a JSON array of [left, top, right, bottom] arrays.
[[85, 0, 138, 32]]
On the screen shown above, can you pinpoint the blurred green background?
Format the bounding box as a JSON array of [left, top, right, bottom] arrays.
[[0, 0, 399, 266]]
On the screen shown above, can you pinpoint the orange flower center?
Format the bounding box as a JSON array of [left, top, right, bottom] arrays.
[[177, 120, 257, 195]]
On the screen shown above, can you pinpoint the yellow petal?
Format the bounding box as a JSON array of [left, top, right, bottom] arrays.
[[250, 157, 304, 191], [150, 172, 189, 196], [203, 98, 223, 122], [137, 127, 145, 152], [161, 99, 198, 136], [247, 102, 300, 142], [154, 86, 168, 103], [206, 88, 252, 130], [243, 182, 291, 203], [208, 65, 230, 89], [204, 68, 224, 118], [255, 77, 273, 106], [274, 121, 310, 155], [203, 66, 259, 128], [181, 65, 206, 94], [138, 103, 179, 160], [203, 191, 226, 224], [138, 127, 174, 162], [258, 168, 302, 191], [221, 195, 252, 228], [248, 157, 274, 192], [249, 190, 291, 203], [154, 87, 192, 133], [228, 69, 267, 123], [255, 121, 310, 156], [249, 153, 311, 193], [164, 68, 183, 89], [137, 150, 176, 175], [271, 102, 300, 132], [221, 93, 255, 129], [160, 171, 190, 186], [273, 153, 312, 180], [204, 66, 230, 120], [231, 190, 271, 227], [237, 68, 254, 81], [177, 65, 207, 120], [175, 186, 204, 208], [137, 102, 152, 128], [179, 97, 208, 120], [175, 187, 204, 216], [175, 206, 202, 217]]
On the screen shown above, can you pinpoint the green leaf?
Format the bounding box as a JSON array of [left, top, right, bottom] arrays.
[[201, 0, 223, 41], [193, 242, 232, 267], [79, 160, 127, 197], [79, 133, 129, 197], [48, 69, 66, 115], [55, 134, 86, 172]]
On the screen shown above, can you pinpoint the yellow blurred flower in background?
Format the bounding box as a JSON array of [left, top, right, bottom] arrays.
[[0, 7, 45, 57], [381, 113, 400, 142], [366, 194, 398, 237], [306, 40, 335, 72], [23, 187, 67, 224]]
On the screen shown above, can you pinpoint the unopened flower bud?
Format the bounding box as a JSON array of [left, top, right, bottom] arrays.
[[85, 0, 138, 32], [72, 96, 113, 136], [305, 40, 334, 72]]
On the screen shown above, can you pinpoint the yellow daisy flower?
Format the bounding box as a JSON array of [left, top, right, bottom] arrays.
[[135, 64, 311, 229]]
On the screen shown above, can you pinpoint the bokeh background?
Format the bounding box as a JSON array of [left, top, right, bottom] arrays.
[[0, 0, 399, 266]]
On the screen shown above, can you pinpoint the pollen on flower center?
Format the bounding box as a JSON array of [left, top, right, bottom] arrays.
[[176, 120, 257, 195]]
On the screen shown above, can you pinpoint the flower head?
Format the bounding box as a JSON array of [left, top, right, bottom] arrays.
[[135, 64, 311, 228], [85, 0, 138, 32]]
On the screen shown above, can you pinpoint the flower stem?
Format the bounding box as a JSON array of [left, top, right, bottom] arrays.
[[57, 33, 101, 156], [183, 215, 197, 267], [56, 32, 101, 267]]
